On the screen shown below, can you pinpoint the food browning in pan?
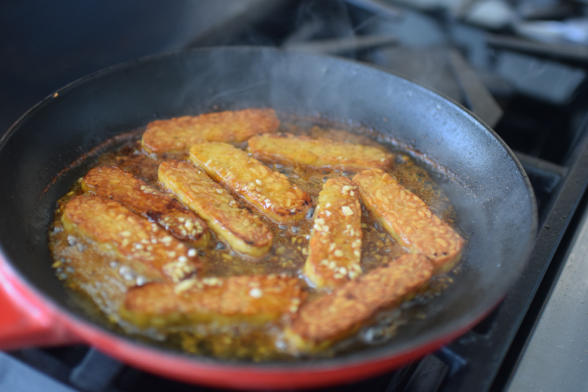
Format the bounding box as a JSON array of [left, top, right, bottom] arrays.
[[142, 108, 279, 155], [353, 169, 465, 273], [49, 108, 465, 360], [81, 166, 209, 244], [285, 253, 434, 353], [248, 133, 394, 171], [158, 159, 273, 257], [122, 274, 306, 328], [304, 177, 362, 289], [61, 195, 200, 282], [189, 142, 311, 224]]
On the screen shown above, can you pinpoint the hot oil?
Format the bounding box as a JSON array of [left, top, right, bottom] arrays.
[[48, 119, 459, 361]]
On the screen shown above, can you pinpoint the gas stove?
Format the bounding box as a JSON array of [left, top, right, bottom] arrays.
[[1, 1, 588, 391]]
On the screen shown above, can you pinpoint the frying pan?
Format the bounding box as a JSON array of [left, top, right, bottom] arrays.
[[0, 47, 537, 389]]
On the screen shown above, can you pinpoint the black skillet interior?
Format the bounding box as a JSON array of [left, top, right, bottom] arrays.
[[0, 47, 537, 366]]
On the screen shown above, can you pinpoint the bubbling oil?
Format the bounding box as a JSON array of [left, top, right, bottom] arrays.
[[49, 118, 458, 360]]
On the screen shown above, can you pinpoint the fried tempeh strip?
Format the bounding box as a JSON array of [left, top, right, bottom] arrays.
[[353, 169, 464, 273], [61, 195, 200, 282], [81, 166, 208, 244], [248, 134, 394, 171], [285, 253, 434, 352], [142, 108, 280, 155], [304, 177, 362, 289], [158, 160, 273, 257], [121, 274, 306, 328], [189, 142, 310, 224]]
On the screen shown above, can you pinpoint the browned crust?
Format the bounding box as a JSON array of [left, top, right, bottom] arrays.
[[121, 274, 306, 328], [189, 142, 311, 224], [285, 253, 434, 352], [158, 160, 273, 257], [248, 133, 394, 171], [61, 195, 201, 282], [304, 177, 362, 288], [353, 169, 465, 273], [81, 166, 208, 244], [141, 108, 280, 155]]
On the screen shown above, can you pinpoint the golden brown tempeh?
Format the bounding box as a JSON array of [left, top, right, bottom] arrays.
[[285, 253, 434, 352], [142, 108, 279, 155], [248, 134, 394, 171], [304, 177, 362, 289], [61, 195, 200, 282], [81, 166, 208, 244], [189, 142, 311, 224], [121, 274, 306, 328], [158, 160, 273, 257], [353, 169, 464, 273]]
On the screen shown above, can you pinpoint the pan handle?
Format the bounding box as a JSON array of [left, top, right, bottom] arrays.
[[0, 259, 80, 350]]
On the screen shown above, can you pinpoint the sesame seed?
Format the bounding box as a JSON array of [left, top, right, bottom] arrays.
[[342, 206, 353, 216], [119, 265, 136, 281], [174, 279, 196, 293], [136, 276, 147, 286], [249, 288, 263, 298]]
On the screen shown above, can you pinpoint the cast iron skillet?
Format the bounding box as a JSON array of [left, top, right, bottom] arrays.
[[0, 47, 537, 389]]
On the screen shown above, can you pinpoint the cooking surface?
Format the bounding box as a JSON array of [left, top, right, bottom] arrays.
[[48, 123, 458, 361], [1, 1, 588, 391]]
